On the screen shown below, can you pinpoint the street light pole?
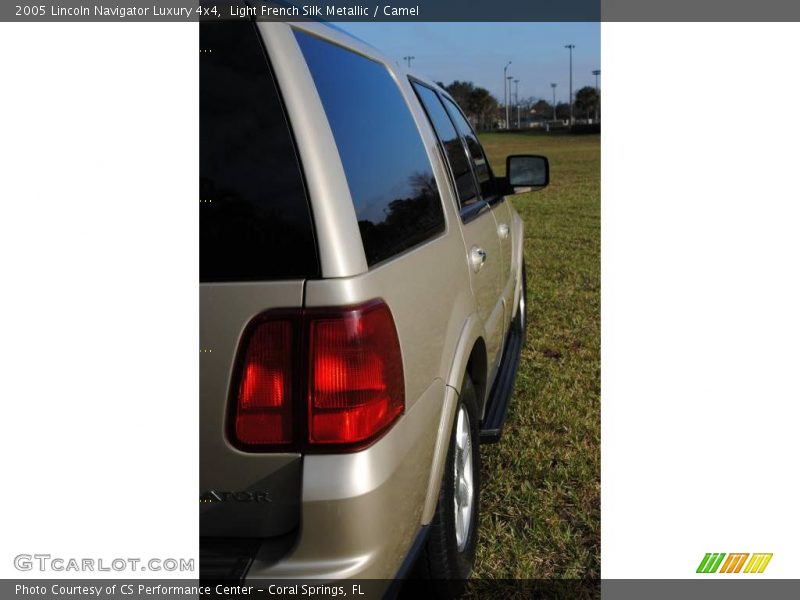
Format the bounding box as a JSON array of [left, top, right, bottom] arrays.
[[513, 79, 520, 128], [592, 69, 601, 122], [503, 61, 512, 129], [403, 55, 415, 68], [551, 83, 557, 121], [507, 76, 514, 128], [565, 44, 575, 124]]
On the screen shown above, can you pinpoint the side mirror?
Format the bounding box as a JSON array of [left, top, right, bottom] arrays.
[[506, 154, 550, 193]]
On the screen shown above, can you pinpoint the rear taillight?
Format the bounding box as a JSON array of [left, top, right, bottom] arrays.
[[233, 319, 294, 446], [229, 300, 404, 451], [307, 302, 404, 446]]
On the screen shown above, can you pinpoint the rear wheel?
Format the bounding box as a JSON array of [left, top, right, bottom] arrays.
[[414, 373, 480, 596]]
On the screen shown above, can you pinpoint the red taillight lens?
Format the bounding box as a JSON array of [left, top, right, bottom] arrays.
[[308, 302, 404, 446], [233, 319, 293, 446], [229, 301, 404, 451]]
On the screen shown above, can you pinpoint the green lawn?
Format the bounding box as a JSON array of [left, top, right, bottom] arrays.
[[474, 132, 600, 579]]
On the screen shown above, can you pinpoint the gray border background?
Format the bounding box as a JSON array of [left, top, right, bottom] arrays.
[[7, 0, 800, 22], [5, 0, 800, 22], [3, 1, 601, 22], [4, 579, 800, 598]]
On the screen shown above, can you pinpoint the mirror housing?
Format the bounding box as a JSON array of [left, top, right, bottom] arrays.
[[505, 154, 550, 194]]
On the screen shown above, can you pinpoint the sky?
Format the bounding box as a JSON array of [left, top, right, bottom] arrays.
[[336, 22, 600, 105]]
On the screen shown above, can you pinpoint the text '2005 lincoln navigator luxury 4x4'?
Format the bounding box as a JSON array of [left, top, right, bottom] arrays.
[[200, 10, 550, 592]]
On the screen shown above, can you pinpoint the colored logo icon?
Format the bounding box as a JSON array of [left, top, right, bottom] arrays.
[[697, 553, 772, 574]]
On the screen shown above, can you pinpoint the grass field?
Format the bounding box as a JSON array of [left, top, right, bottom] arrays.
[[474, 132, 600, 579]]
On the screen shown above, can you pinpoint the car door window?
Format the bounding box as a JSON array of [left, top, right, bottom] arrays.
[[200, 20, 319, 282], [295, 30, 445, 267], [442, 97, 500, 201], [411, 81, 480, 210]]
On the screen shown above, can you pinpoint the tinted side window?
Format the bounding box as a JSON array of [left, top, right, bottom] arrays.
[[200, 21, 319, 282], [295, 30, 445, 266], [443, 98, 499, 200], [411, 82, 479, 210]]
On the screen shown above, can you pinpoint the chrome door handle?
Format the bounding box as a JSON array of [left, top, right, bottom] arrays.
[[470, 246, 487, 272], [498, 223, 510, 239]]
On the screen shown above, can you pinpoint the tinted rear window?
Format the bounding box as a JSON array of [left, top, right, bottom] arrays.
[[200, 21, 319, 282], [443, 97, 499, 201], [411, 82, 479, 210], [295, 30, 445, 266]]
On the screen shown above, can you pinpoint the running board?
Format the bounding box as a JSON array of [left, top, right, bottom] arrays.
[[479, 313, 523, 443]]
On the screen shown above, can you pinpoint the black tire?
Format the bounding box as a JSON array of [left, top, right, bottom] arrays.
[[413, 373, 481, 597]]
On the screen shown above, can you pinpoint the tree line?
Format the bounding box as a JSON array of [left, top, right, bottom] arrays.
[[438, 80, 600, 130]]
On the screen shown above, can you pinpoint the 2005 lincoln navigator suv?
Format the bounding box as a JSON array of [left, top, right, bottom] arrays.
[[200, 11, 550, 589]]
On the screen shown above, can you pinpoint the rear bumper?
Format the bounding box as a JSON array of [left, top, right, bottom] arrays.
[[243, 379, 445, 580]]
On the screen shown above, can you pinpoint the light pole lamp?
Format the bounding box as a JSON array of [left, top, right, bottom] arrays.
[[565, 44, 575, 124], [503, 61, 512, 129], [507, 75, 514, 128], [592, 69, 600, 122], [550, 83, 557, 121], [403, 55, 415, 68]]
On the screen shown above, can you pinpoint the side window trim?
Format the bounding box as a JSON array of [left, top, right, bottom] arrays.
[[435, 90, 486, 216], [408, 79, 460, 211], [441, 95, 503, 206], [409, 77, 489, 224], [459, 198, 492, 223]]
